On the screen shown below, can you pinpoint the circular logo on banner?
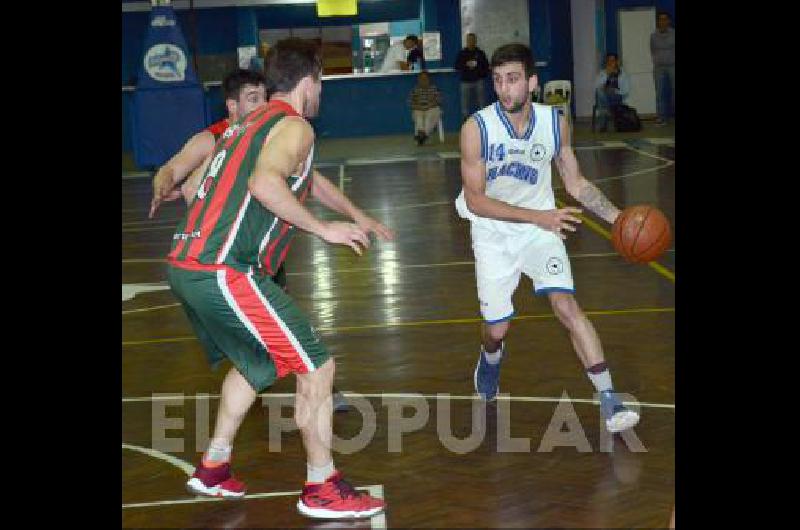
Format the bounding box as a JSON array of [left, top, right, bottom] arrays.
[[530, 144, 547, 162], [546, 257, 564, 275], [144, 44, 187, 82]]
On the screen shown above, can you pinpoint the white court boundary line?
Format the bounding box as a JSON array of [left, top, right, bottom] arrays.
[[123, 303, 181, 315], [623, 144, 675, 163], [122, 442, 195, 476], [121, 442, 387, 528], [121, 481, 384, 510], [122, 172, 152, 180], [119, 139, 675, 181], [121, 391, 674, 410], [121, 250, 675, 314]]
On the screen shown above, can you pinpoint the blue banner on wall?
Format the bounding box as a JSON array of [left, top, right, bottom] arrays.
[[132, 5, 206, 168]]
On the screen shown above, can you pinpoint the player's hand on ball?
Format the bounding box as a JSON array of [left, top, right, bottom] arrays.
[[354, 214, 395, 242], [322, 221, 371, 255], [538, 207, 583, 239]]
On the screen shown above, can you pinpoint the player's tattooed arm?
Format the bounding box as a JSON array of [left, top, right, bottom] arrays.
[[574, 180, 619, 225], [553, 114, 620, 224]]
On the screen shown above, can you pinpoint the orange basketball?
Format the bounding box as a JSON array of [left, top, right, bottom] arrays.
[[611, 205, 672, 263]]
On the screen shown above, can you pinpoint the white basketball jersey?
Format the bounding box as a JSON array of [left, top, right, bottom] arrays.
[[455, 101, 563, 236]]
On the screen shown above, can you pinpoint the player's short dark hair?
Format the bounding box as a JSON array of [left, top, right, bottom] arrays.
[[404, 34, 419, 44], [605, 52, 619, 61], [264, 38, 322, 94], [222, 69, 266, 101], [657, 11, 671, 19], [490, 43, 536, 78]]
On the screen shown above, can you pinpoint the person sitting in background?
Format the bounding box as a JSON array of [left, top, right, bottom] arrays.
[[594, 52, 630, 132], [408, 71, 442, 145]]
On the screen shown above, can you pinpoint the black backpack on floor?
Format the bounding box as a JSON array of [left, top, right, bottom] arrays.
[[613, 104, 642, 132]]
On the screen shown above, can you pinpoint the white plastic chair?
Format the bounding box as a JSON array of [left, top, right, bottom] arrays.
[[417, 113, 444, 143], [543, 80, 572, 124]]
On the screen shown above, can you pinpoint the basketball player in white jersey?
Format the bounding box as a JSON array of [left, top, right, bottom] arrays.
[[455, 43, 639, 432]]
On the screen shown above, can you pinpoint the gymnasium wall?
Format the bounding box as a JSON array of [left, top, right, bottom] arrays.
[[122, 0, 672, 159]]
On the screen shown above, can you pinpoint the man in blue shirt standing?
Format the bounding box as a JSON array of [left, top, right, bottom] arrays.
[[455, 33, 490, 121], [650, 11, 675, 125]]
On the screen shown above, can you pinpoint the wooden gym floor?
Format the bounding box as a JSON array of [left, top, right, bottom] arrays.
[[122, 138, 675, 528]]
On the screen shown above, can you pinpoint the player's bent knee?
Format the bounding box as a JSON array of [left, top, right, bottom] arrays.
[[486, 321, 510, 343]]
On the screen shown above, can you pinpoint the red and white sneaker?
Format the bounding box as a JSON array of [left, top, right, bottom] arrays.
[[186, 461, 246, 499], [297, 471, 386, 519]]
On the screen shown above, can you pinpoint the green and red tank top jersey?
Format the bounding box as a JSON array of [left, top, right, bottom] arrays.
[[205, 118, 230, 141], [168, 100, 314, 276]]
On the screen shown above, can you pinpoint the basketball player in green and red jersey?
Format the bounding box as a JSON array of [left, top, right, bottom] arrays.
[[150, 68, 352, 411], [165, 39, 392, 519], [150, 69, 267, 215]]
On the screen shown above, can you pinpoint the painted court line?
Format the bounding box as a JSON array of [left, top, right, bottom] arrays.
[[555, 198, 675, 283], [553, 162, 674, 191], [367, 485, 387, 529], [122, 482, 384, 512], [624, 144, 674, 163], [122, 249, 673, 268], [313, 307, 674, 333], [646, 137, 675, 145], [122, 443, 194, 476], [122, 307, 674, 344], [121, 392, 674, 410], [123, 303, 182, 315], [121, 252, 674, 314], [122, 172, 152, 180], [346, 156, 419, 166], [121, 251, 675, 314], [121, 445, 386, 526], [120, 167, 672, 232]]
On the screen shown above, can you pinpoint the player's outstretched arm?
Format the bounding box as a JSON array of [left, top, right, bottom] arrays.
[[460, 118, 582, 238], [249, 117, 371, 255], [554, 114, 620, 225], [181, 153, 212, 206], [149, 131, 215, 218], [310, 170, 395, 241]]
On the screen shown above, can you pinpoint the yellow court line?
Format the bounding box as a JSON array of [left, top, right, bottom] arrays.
[[555, 199, 675, 283], [122, 306, 674, 346]]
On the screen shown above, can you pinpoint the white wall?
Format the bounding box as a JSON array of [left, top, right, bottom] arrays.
[[618, 7, 657, 115], [571, 0, 599, 118], [460, 0, 530, 60]]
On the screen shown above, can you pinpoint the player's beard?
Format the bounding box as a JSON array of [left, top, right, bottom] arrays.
[[499, 97, 526, 114]]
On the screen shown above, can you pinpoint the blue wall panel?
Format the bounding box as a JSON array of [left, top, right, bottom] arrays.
[[312, 71, 461, 138]]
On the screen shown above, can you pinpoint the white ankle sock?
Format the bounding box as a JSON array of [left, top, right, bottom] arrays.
[[307, 461, 335, 483], [483, 343, 504, 365], [204, 444, 232, 464]]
